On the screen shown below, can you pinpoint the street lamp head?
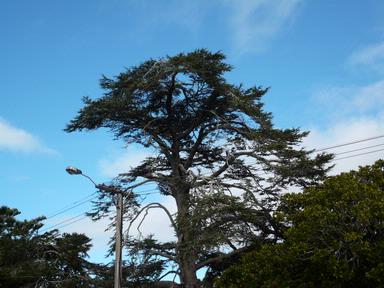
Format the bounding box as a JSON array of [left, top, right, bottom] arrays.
[[65, 166, 83, 175]]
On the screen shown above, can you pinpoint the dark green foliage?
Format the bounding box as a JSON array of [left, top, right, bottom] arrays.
[[216, 160, 384, 288], [66, 49, 331, 287], [0, 206, 93, 288]]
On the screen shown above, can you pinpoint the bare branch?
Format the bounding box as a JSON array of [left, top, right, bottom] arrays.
[[123, 179, 156, 190], [159, 270, 180, 281], [151, 133, 173, 163], [184, 126, 206, 170], [207, 154, 235, 178], [196, 246, 249, 270], [148, 250, 177, 261], [225, 239, 238, 251], [126, 202, 176, 239]]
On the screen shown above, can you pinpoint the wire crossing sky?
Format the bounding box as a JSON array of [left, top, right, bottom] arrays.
[[1, 0, 384, 263]]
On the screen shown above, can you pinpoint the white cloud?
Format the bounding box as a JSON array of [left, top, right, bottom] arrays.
[[121, 0, 204, 36], [304, 115, 384, 175], [308, 79, 384, 175], [154, 1, 203, 32], [60, 216, 114, 263], [309, 42, 384, 174], [127, 196, 177, 243], [313, 80, 384, 118], [226, 0, 302, 54], [349, 41, 384, 69], [351, 80, 384, 111], [303, 46, 383, 174], [0, 118, 55, 154], [99, 146, 153, 178]]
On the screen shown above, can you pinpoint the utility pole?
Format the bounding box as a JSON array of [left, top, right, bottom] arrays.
[[65, 166, 125, 288], [114, 192, 123, 288]]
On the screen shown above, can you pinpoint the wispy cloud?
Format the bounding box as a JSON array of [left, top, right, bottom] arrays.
[[98, 146, 152, 178], [226, 0, 302, 54], [0, 118, 56, 154], [119, 0, 204, 36], [308, 51, 384, 174], [313, 80, 384, 119], [348, 41, 384, 70], [154, 0, 203, 32], [304, 115, 384, 175]]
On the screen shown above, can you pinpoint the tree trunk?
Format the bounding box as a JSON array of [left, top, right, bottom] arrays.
[[179, 258, 199, 288], [175, 184, 200, 288]]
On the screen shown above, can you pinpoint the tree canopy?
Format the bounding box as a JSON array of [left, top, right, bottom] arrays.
[[216, 160, 384, 288], [66, 49, 331, 287], [0, 206, 94, 288]]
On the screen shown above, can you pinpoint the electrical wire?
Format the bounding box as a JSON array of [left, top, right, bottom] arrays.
[[40, 212, 86, 233], [136, 191, 161, 196], [315, 134, 384, 152], [49, 215, 89, 231], [331, 143, 384, 156], [43, 189, 160, 229], [40, 189, 162, 232], [132, 187, 159, 194], [334, 148, 384, 161], [45, 194, 98, 220], [45, 182, 158, 220]]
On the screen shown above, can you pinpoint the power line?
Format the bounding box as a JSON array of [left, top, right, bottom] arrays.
[[315, 134, 384, 152], [44, 182, 157, 221], [334, 148, 384, 161], [136, 191, 161, 196], [132, 188, 161, 194], [42, 190, 161, 232], [132, 187, 159, 194], [332, 143, 384, 156], [41, 212, 86, 233], [45, 194, 98, 220], [44, 189, 160, 229], [50, 215, 89, 231]]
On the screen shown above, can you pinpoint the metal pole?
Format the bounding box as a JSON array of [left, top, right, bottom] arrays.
[[65, 167, 126, 287], [114, 192, 123, 288]]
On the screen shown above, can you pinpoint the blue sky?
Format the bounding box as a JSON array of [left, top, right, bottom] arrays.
[[1, 0, 384, 263]]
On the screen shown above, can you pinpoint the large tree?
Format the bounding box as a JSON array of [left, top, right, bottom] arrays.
[[65, 49, 331, 287]]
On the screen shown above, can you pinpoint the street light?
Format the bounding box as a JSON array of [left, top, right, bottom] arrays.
[[65, 166, 82, 175], [65, 166, 124, 288]]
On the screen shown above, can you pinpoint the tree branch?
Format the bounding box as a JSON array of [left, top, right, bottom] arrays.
[[148, 250, 177, 262], [123, 179, 156, 190], [159, 270, 180, 281], [196, 246, 249, 270], [126, 202, 176, 238], [184, 126, 206, 170]]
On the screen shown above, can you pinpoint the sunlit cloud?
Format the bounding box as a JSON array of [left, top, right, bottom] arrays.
[[304, 115, 384, 175], [307, 41, 384, 175], [348, 41, 384, 71], [313, 80, 384, 119], [98, 146, 153, 178], [0, 118, 56, 154], [226, 0, 302, 54]]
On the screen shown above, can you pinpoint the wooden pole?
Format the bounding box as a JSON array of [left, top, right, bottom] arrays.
[[114, 192, 123, 288]]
